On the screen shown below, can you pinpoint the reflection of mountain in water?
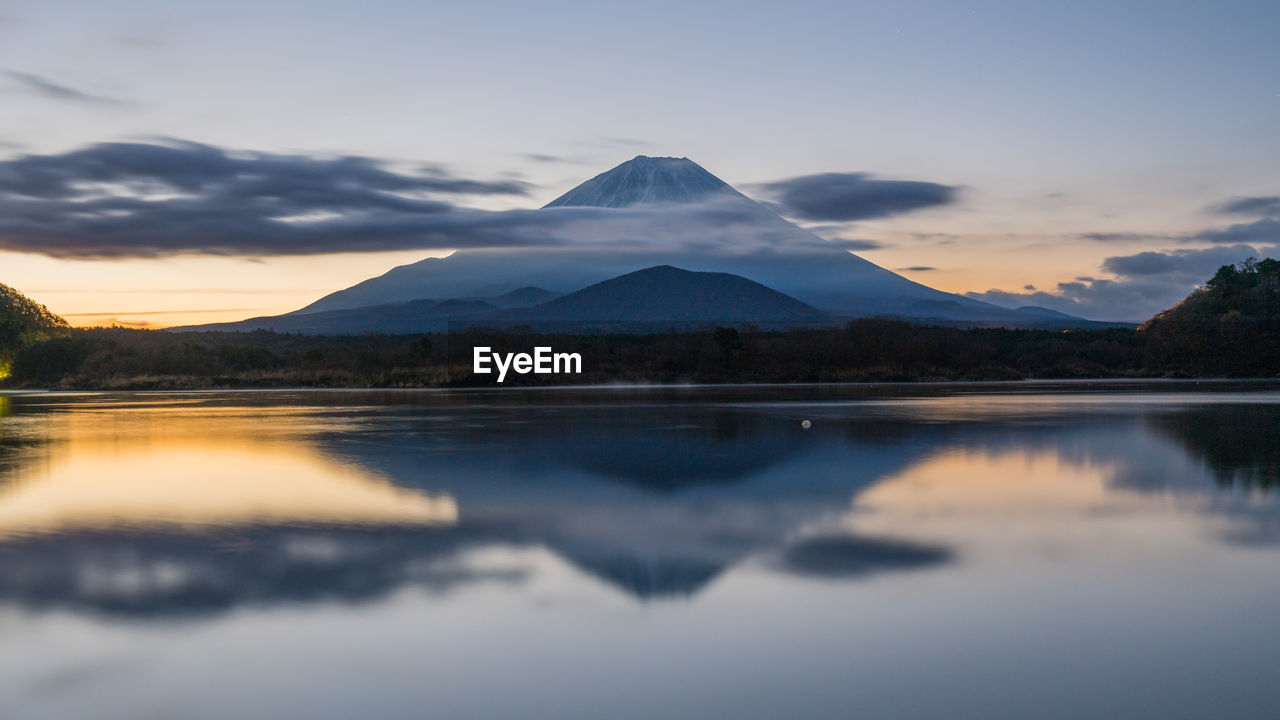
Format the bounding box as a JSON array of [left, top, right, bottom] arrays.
[[1151, 406, 1280, 490], [559, 551, 726, 599], [0, 394, 957, 613], [454, 407, 810, 489], [1, 388, 1278, 617]]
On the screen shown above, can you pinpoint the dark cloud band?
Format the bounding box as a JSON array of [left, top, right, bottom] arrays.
[[0, 140, 542, 257], [758, 172, 958, 222], [1211, 196, 1280, 218], [0, 140, 887, 259]]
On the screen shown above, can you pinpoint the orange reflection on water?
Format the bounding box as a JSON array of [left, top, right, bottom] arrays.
[[0, 402, 456, 538], [845, 446, 1192, 563]]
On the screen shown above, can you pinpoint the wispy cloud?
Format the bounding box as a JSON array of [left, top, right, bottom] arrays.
[[523, 153, 588, 165], [3, 70, 129, 107], [0, 140, 540, 257], [1209, 196, 1280, 217], [1079, 231, 1178, 243], [967, 243, 1279, 321], [0, 139, 851, 259], [1081, 197, 1280, 247]]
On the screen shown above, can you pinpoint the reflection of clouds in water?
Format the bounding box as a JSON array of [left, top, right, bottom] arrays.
[[775, 534, 952, 579], [0, 389, 1277, 619], [844, 409, 1280, 564], [0, 527, 529, 618]]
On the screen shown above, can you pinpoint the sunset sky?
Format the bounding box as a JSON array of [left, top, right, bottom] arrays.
[[1, 0, 1277, 326]]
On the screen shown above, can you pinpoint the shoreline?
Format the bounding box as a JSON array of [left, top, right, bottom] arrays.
[[7, 377, 1280, 397]]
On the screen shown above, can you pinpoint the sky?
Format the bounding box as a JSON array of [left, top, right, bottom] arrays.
[[0, 0, 1276, 325]]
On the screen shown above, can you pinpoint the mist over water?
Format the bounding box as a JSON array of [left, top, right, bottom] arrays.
[[1, 383, 1279, 719]]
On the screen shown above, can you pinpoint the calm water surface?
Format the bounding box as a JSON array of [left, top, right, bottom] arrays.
[[1, 382, 1279, 719]]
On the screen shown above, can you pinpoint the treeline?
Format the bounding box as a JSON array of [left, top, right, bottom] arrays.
[[0, 321, 1184, 390], [0, 282, 70, 378], [6, 329, 444, 389], [1141, 258, 1280, 376], [3, 259, 1276, 390]]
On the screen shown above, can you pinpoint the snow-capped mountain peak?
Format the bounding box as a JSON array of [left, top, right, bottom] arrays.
[[543, 156, 742, 208]]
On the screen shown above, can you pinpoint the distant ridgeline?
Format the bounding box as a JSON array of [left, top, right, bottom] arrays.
[[0, 283, 69, 379], [2, 260, 1277, 389]]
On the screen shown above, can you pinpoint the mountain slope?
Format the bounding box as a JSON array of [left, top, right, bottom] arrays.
[[293, 156, 1060, 322], [172, 298, 499, 335], [499, 265, 833, 325], [216, 155, 1096, 328], [486, 286, 562, 308]]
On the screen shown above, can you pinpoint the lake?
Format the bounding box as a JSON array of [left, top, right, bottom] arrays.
[[1, 382, 1278, 719]]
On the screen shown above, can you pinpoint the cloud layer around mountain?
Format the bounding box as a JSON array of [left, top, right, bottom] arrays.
[[0, 141, 898, 258]]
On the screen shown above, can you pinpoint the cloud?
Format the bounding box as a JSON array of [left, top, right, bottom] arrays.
[[967, 243, 1278, 320], [897, 266, 935, 272], [116, 33, 166, 50], [0, 139, 856, 259], [788, 224, 886, 250], [1098, 247, 1259, 278], [593, 136, 648, 148], [1194, 217, 1280, 246], [967, 189, 1280, 321], [1210, 196, 1280, 217], [1083, 198, 1280, 247], [0, 140, 542, 257], [825, 238, 885, 251], [523, 153, 586, 165], [776, 534, 952, 579], [1079, 231, 1178, 243], [3, 70, 128, 106], [757, 172, 958, 222], [1181, 193, 1280, 245]]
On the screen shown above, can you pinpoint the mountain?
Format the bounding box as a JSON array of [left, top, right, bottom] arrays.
[[543, 155, 742, 207], [172, 287, 560, 334], [1014, 305, 1080, 319], [281, 156, 1085, 327], [171, 298, 499, 335], [173, 155, 1098, 333], [485, 286, 561, 309], [174, 267, 831, 335], [494, 265, 833, 327], [0, 283, 69, 377]]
